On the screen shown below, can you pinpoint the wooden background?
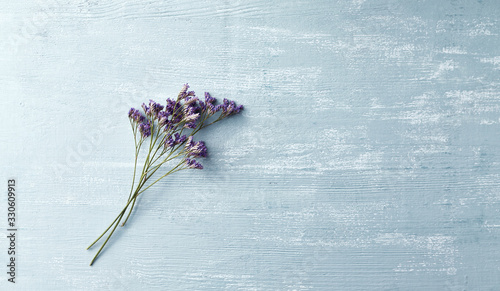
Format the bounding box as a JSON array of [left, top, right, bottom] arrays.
[[1, 0, 500, 290]]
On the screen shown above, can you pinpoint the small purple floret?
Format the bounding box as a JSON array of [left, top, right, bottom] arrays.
[[204, 92, 216, 104], [185, 158, 203, 169], [148, 99, 164, 117], [139, 120, 151, 138], [129, 108, 145, 123], [165, 133, 187, 148], [184, 122, 197, 129], [184, 136, 207, 158], [178, 83, 190, 100]]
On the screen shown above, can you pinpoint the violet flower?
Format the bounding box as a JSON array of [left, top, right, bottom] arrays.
[[184, 158, 203, 169], [184, 136, 207, 158], [138, 120, 151, 138], [87, 84, 243, 265]]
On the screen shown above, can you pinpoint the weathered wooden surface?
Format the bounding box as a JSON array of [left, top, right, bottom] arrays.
[[1, 0, 500, 290]]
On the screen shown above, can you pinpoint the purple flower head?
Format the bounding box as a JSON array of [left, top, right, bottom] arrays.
[[182, 112, 200, 124], [184, 136, 207, 158], [141, 103, 150, 115], [165, 98, 176, 116], [183, 104, 195, 116], [149, 99, 164, 117], [220, 98, 243, 116], [184, 96, 203, 116], [214, 104, 223, 112], [184, 96, 199, 106], [184, 122, 197, 129], [168, 98, 184, 124], [234, 104, 244, 113], [199, 100, 206, 111], [204, 92, 216, 104], [136, 114, 145, 123], [206, 103, 216, 114], [184, 158, 203, 170], [138, 120, 151, 138], [165, 133, 187, 148], [171, 115, 182, 124], [228, 101, 237, 114], [129, 108, 145, 123], [165, 136, 175, 147], [171, 109, 184, 124], [177, 133, 187, 144], [163, 120, 174, 132], [158, 111, 169, 126], [177, 83, 190, 100]]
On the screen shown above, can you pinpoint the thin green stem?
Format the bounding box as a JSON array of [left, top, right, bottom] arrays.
[[122, 119, 163, 225], [121, 196, 137, 226], [145, 152, 183, 175], [88, 182, 148, 264], [126, 140, 140, 202], [86, 209, 125, 250], [136, 164, 184, 196], [89, 210, 125, 266], [87, 185, 140, 250]]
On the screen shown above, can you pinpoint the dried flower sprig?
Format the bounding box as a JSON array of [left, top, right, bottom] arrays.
[[87, 84, 243, 265]]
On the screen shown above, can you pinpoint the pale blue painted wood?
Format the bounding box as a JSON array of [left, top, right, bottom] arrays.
[[1, 0, 500, 290]]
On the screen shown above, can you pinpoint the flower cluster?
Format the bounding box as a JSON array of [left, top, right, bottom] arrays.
[[88, 84, 243, 265], [202, 92, 243, 116], [138, 120, 151, 138], [184, 136, 207, 158], [165, 133, 187, 148], [184, 158, 203, 169], [127, 83, 243, 171], [128, 108, 145, 123]]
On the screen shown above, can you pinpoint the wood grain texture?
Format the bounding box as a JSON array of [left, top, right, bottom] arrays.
[[1, 0, 500, 290]]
